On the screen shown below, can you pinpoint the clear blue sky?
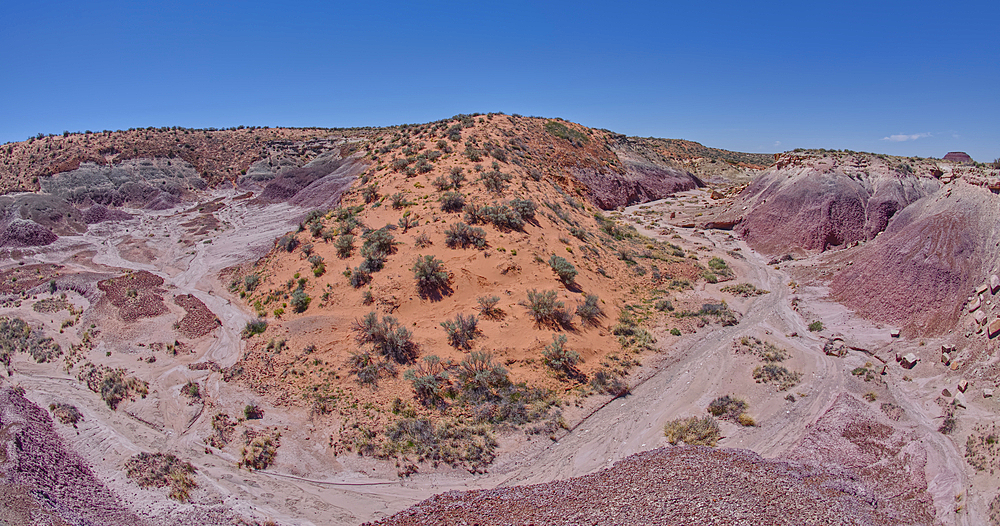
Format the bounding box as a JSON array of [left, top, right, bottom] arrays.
[[2, 1, 997, 161]]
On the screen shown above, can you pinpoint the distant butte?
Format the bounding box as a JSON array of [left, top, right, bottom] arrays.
[[943, 151, 973, 162]]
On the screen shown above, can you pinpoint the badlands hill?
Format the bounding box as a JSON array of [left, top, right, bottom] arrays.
[[3, 114, 1000, 525]]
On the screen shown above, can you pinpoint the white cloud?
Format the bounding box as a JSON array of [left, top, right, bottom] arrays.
[[773, 141, 781, 147], [881, 132, 931, 142]]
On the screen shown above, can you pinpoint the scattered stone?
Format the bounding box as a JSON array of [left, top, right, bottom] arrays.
[[968, 296, 981, 312], [890, 329, 901, 338], [989, 318, 1000, 338], [950, 361, 960, 371], [941, 352, 951, 365], [958, 379, 969, 393], [954, 392, 968, 408], [984, 388, 994, 398], [942, 344, 956, 353], [901, 353, 918, 369], [974, 310, 987, 326], [942, 388, 953, 398], [976, 283, 989, 296], [991, 274, 999, 294]]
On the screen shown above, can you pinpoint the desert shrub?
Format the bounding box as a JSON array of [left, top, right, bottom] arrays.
[[397, 211, 418, 232], [440, 191, 466, 212], [448, 167, 466, 188], [125, 452, 198, 501], [964, 423, 1000, 473], [412, 255, 449, 293], [702, 271, 718, 284], [490, 148, 507, 162], [207, 412, 236, 448], [308, 254, 324, 268], [352, 311, 417, 364], [509, 198, 537, 221], [243, 274, 260, 292], [590, 369, 629, 397], [720, 283, 769, 297], [349, 266, 372, 288], [432, 175, 451, 191], [548, 255, 577, 285], [0, 317, 61, 365], [670, 327, 681, 336], [49, 402, 83, 426], [753, 364, 802, 391], [309, 221, 325, 237], [544, 121, 589, 144], [456, 351, 510, 403], [361, 184, 379, 203], [390, 192, 413, 209], [542, 334, 580, 375], [441, 313, 480, 349], [612, 311, 656, 350], [481, 203, 524, 230], [479, 169, 510, 194], [360, 228, 396, 271], [99, 371, 129, 410], [523, 289, 570, 327], [655, 299, 674, 312], [405, 355, 455, 406], [243, 403, 264, 420], [464, 145, 482, 162], [242, 319, 267, 338], [444, 222, 487, 249], [415, 159, 433, 173], [347, 350, 398, 386], [576, 294, 602, 325], [477, 295, 502, 318], [391, 157, 410, 171], [335, 234, 355, 258], [276, 235, 298, 252], [808, 320, 824, 332], [300, 243, 314, 257], [414, 232, 432, 248], [707, 395, 748, 422], [664, 416, 720, 447], [735, 337, 788, 362], [708, 257, 729, 272], [182, 381, 201, 400], [290, 289, 311, 312], [239, 432, 280, 471]]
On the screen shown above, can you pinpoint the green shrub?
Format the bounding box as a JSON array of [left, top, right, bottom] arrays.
[[397, 211, 418, 232], [361, 184, 379, 203], [432, 175, 451, 191], [242, 319, 267, 338], [49, 402, 83, 426], [544, 121, 589, 144], [477, 295, 502, 318], [441, 313, 480, 349], [440, 191, 466, 212], [390, 192, 413, 209], [509, 198, 537, 221], [334, 234, 355, 258], [239, 432, 280, 471], [448, 167, 466, 188], [479, 170, 510, 194], [670, 327, 681, 336], [720, 283, 769, 297], [182, 381, 201, 400], [542, 334, 580, 375], [523, 289, 570, 327], [412, 255, 449, 293], [753, 364, 802, 391], [243, 403, 264, 419], [290, 290, 311, 312], [548, 255, 577, 285], [349, 266, 372, 288], [589, 369, 629, 397], [276, 235, 298, 252], [576, 293, 602, 325], [243, 274, 260, 292], [456, 351, 510, 403], [808, 320, 824, 332], [352, 311, 417, 364], [405, 355, 454, 406], [444, 222, 487, 249], [663, 416, 720, 446], [655, 299, 674, 312]]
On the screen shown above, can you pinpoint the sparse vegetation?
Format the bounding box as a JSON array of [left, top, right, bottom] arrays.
[[575, 294, 603, 326], [290, 289, 311, 312], [352, 311, 417, 364], [753, 364, 802, 391], [405, 355, 454, 407], [548, 254, 577, 285], [441, 314, 480, 349], [523, 289, 570, 327], [966, 423, 1000, 474], [612, 310, 655, 351], [444, 222, 487, 249], [412, 255, 449, 294], [125, 452, 198, 501], [0, 317, 62, 369], [664, 416, 721, 447], [239, 431, 280, 471], [707, 395, 753, 426], [49, 402, 83, 426], [243, 403, 264, 420], [721, 283, 769, 297], [735, 336, 789, 362], [347, 350, 398, 386], [242, 319, 267, 338], [477, 295, 502, 319], [541, 334, 580, 376], [589, 368, 629, 397], [334, 233, 355, 258], [808, 320, 824, 332], [440, 191, 466, 212]]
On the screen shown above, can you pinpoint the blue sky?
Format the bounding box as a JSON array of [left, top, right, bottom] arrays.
[[2, 1, 997, 161]]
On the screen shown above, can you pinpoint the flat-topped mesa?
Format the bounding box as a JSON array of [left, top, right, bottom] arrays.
[[943, 151, 974, 163]]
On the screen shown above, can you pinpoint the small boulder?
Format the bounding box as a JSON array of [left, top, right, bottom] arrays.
[[993, 275, 1000, 294], [984, 388, 994, 398], [890, 329, 901, 338], [974, 310, 987, 326], [954, 392, 968, 408], [989, 319, 1000, 338], [941, 352, 951, 365], [969, 296, 981, 312], [942, 344, 956, 353], [958, 379, 969, 392], [976, 283, 989, 296], [950, 361, 960, 371], [901, 353, 919, 369], [942, 388, 953, 397]]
